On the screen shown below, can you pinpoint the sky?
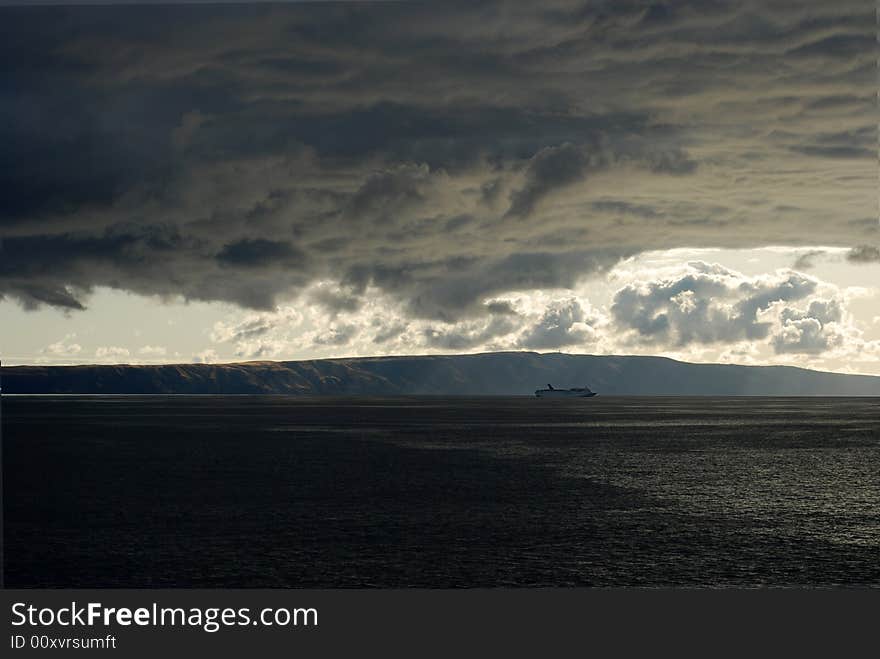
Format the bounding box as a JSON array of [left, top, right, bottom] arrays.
[[2, 1, 879, 373]]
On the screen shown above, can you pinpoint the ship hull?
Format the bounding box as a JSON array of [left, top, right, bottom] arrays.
[[535, 390, 597, 398]]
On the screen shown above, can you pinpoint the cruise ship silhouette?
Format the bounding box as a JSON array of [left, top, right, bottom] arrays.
[[534, 384, 597, 398]]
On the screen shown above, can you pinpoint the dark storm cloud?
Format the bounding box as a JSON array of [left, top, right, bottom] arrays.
[[786, 32, 875, 58], [216, 239, 303, 268], [0, 0, 874, 319], [591, 200, 662, 219], [506, 143, 593, 218], [789, 125, 876, 160], [346, 165, 429, 219], [308, 286, 363, 314], [423, 315, 519, 351], [359, 249, 628, 321], [0, 228, 195, 308]]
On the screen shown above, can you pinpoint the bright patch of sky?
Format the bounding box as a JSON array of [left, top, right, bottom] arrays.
[[4, 246, 878, 375]]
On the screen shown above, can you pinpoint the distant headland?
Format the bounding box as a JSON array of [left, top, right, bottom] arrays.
[[3, 352, 880, 396]]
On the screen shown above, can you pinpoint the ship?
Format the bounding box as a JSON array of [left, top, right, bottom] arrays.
[[534, 384, 597, 398]]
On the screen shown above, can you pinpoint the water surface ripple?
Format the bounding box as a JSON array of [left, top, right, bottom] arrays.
[[4, 396, 879, 587]]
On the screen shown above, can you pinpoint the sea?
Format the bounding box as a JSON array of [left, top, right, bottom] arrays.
[[3, 395, 878, 587]]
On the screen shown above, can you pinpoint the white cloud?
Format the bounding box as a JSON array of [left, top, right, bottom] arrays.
[[138, 345, 167, 357], [771, 300, 844, 354], [612, 262, 818, 346], [517, 298, 600, 350], [193, 256, 879, 373], [609, 261, 877, 364], [209, 307, 304, 359], [95, 346, 130, 360], [42, 334, 82, 357]]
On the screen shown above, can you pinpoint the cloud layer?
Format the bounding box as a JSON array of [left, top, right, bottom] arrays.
[[195, 261, 877, 373], [1, 1, 876, 328], [610, 262, 856, 356]]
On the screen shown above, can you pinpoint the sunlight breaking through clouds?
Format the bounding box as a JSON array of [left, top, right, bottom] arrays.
[[1, 1, 877, 375]]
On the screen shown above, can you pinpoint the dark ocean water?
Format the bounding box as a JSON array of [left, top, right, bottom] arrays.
[[3, 395, 879, 588]]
